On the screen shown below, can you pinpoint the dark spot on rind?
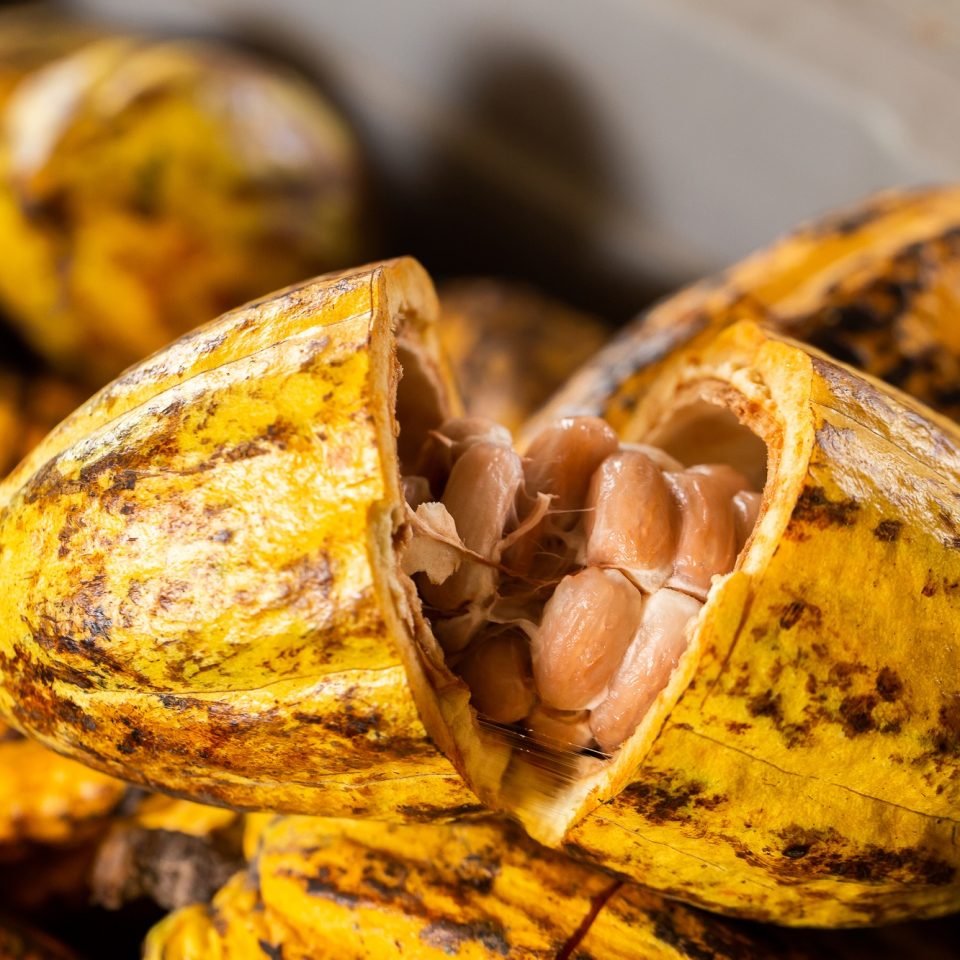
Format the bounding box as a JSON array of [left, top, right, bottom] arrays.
[[875, 667, 903, 702], [828, 661, 868, 691], [304, 875, 361, 908], [747, 690, 782, 723], [395, 803, 486, 821], [778, 600, 805, 629], [873, 519, 903, 542], [419, 919, 509, 957], [258, 941, 283, 960], [839, 694, 877, 736], [791, 486, 860, 528], [117, 727, 145, 754], [619, 774, 726, 825], [930, 695, 960, 755], [766, 826, 956, 887]]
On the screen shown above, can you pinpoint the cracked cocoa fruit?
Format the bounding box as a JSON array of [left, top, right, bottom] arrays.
[[3, 256, 960, 927]]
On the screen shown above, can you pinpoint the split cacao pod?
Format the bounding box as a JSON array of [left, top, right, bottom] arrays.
[[3, 256, 960, 925]]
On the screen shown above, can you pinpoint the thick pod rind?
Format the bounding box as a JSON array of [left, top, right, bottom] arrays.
[[526, 185, 960, 442], [143, 815, 800, 960], [562, 320, 960, 926], [0, 259, 477, 820]]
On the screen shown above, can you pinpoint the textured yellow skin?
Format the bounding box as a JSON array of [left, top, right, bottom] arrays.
[[0, 260, 475, 820], [529, 185, 960, 441], [0, 31, 366, 384], [144, 816, 795, 960]]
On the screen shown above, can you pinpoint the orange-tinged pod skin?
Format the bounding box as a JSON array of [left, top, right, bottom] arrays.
[[144, 815, 800, 960], [0, 260, 476, 820], [528, 185, 960, 441]]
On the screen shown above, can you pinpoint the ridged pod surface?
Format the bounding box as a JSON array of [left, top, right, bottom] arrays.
[[528, 185, 960, 440], [0, 23, 366, 384], [143, 815, 800, 960], [0, 260, 476, 821]]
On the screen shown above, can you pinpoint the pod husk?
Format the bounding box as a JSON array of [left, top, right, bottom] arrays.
[[142, 815, 801, 960], [547, 319, 960, 925], [0, 259, 476, 821], [0, 26, 367, 384]]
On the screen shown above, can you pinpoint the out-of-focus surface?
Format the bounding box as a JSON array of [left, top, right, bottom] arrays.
[[438, 278, 610, 433], [70, 0, 960, 319], [0, 12, 369, 384]]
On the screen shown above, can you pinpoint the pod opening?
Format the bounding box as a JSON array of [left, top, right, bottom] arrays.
[[394, 344, 767, 832]]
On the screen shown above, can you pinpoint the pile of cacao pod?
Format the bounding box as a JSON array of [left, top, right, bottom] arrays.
[[3, 8, 960, 960]]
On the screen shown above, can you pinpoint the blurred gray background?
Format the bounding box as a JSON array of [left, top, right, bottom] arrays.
[[68, 0, 960, 319]]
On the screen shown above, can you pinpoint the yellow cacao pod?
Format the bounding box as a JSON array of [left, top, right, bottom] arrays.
[[144, 815, 801, 960], [0, 19, 367, 385]]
